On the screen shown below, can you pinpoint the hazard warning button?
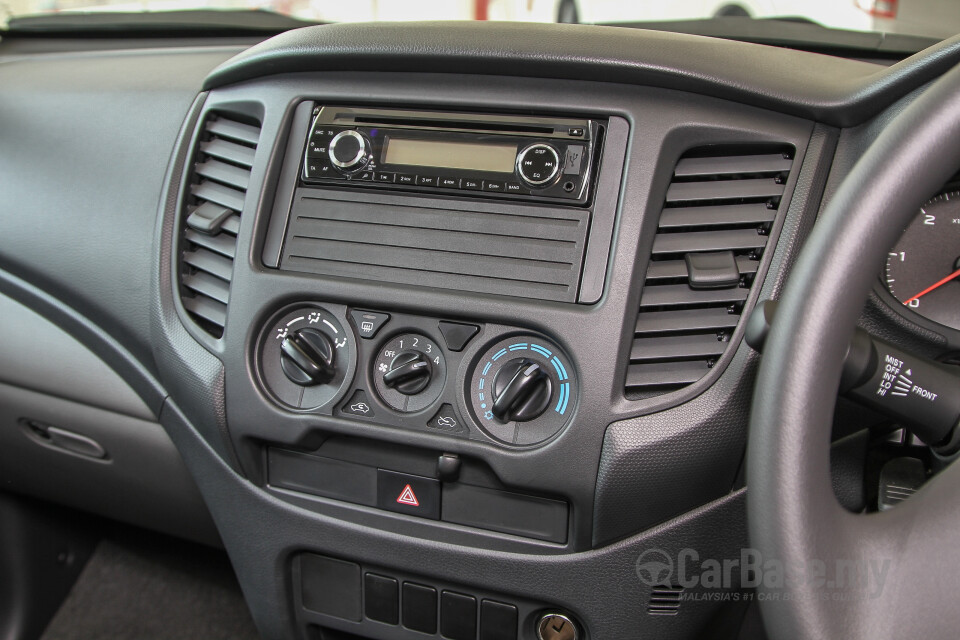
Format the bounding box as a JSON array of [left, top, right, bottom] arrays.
[[376, 469, 440, 520]]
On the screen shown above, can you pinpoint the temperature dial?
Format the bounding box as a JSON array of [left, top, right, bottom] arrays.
[[328, 130, 370, 172], [259, 306, 354, 410], [468, 336, 576, 446], [374, 333, 446, 413], [492, 359, 553, 422]]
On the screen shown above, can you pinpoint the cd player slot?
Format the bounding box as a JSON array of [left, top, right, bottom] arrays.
[[350, 115, 555, 135]]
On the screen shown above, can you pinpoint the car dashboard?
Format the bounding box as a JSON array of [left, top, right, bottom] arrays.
[[1, 20, 959, 640]]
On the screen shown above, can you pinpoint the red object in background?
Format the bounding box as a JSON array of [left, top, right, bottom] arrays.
[[474, 0, 489, 21], [854, 0, 898, 18]]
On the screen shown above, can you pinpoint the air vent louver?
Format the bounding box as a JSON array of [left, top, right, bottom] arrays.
[[625, 147, 794, 397], [179, 113, 261, 338], [647, 585, 684, 616]]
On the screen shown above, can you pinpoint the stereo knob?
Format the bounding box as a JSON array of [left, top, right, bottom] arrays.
[[517, 143, 560, 187], [328, 130, 370, 172], [492, 359, 553, 422], [382, 350, 433, 395], [279, 328, 337, 386]]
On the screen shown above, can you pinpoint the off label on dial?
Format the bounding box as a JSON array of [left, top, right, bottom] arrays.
[[373, 333, 446, 413]]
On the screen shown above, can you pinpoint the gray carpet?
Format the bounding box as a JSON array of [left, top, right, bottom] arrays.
[[40, 532, 261, 640]]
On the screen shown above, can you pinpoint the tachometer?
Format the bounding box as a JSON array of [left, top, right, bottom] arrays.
[[884, 191, 960, 331]]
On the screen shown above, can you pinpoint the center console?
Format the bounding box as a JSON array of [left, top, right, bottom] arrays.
[[233, 100, 627, 554], [161, 71, 818, 640]]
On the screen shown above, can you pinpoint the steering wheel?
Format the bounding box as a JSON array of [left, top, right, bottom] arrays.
[[748, 62, 960, 639]]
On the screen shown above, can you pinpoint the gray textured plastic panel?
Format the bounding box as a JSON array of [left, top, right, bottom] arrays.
[[594, 125, 838, 545], [0, 293, 152, 421], [279, 188, 589, 302], [0, 383, 218, 546]]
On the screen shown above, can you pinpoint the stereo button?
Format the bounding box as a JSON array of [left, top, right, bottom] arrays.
[[397, 174, 417, 185], [439, 177, 460, 188], [418, 176, 438, 187], [517, 143, 560, 187], [483, 181, 505, 192], [305, 160, 344, 180], [505, 183, 528, 194], [306, 140, 329, 157], [462, 179, 482, 191], [376, 172, 396, 182], [329, 130, 370, 171]]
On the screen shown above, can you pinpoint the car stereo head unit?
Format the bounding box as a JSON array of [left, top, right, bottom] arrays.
[[302, 106, 602, 204]]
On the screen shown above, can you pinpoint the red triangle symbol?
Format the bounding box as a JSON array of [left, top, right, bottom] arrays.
[[396, 484, 420, 507]]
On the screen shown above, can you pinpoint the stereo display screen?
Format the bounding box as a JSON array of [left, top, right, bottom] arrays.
[[382, 137, 517, 173]]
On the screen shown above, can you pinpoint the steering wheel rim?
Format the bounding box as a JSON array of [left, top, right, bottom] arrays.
[[747, 62, 960, 640]]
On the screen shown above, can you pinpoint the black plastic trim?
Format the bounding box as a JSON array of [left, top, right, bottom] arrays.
[[203, 22, 960, 128]]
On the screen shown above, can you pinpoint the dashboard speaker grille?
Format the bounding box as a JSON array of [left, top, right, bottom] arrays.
[[179, 113, 261, 338], [625, 146, 794, 397]]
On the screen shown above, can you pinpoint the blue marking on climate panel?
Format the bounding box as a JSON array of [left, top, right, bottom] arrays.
[[508, 343, 528, 351], [550, 358, 565, 380], [560, 382, 570, 415], [478, 379, 484, 389], [482, 362, 492, 375], [530, 344, 552, 357], [551, 356, 568, 381], [492, 349, 508, 361]]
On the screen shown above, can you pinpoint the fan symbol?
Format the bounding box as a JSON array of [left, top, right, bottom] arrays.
[[378, 363, 389, 373]]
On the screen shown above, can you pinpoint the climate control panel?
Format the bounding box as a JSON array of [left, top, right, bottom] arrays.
[[255, 304, 578, 447]]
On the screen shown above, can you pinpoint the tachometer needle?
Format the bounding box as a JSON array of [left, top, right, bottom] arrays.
[[903, 266, 960, 305]]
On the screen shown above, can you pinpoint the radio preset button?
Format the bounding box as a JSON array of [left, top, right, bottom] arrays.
[[462, 179, 482, 191], [483, 181, 505, 192], [397, 174, 417, 185], [418, 176, 438, 187], [517, 143, 561, 187], [376, 172, 396, 182], [439, 177, 460, 188]]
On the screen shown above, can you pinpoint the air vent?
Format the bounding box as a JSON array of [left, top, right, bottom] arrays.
[[179, 113, 261, 338], [625, 146, 794, 397], [648, 585, 684, 616]]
